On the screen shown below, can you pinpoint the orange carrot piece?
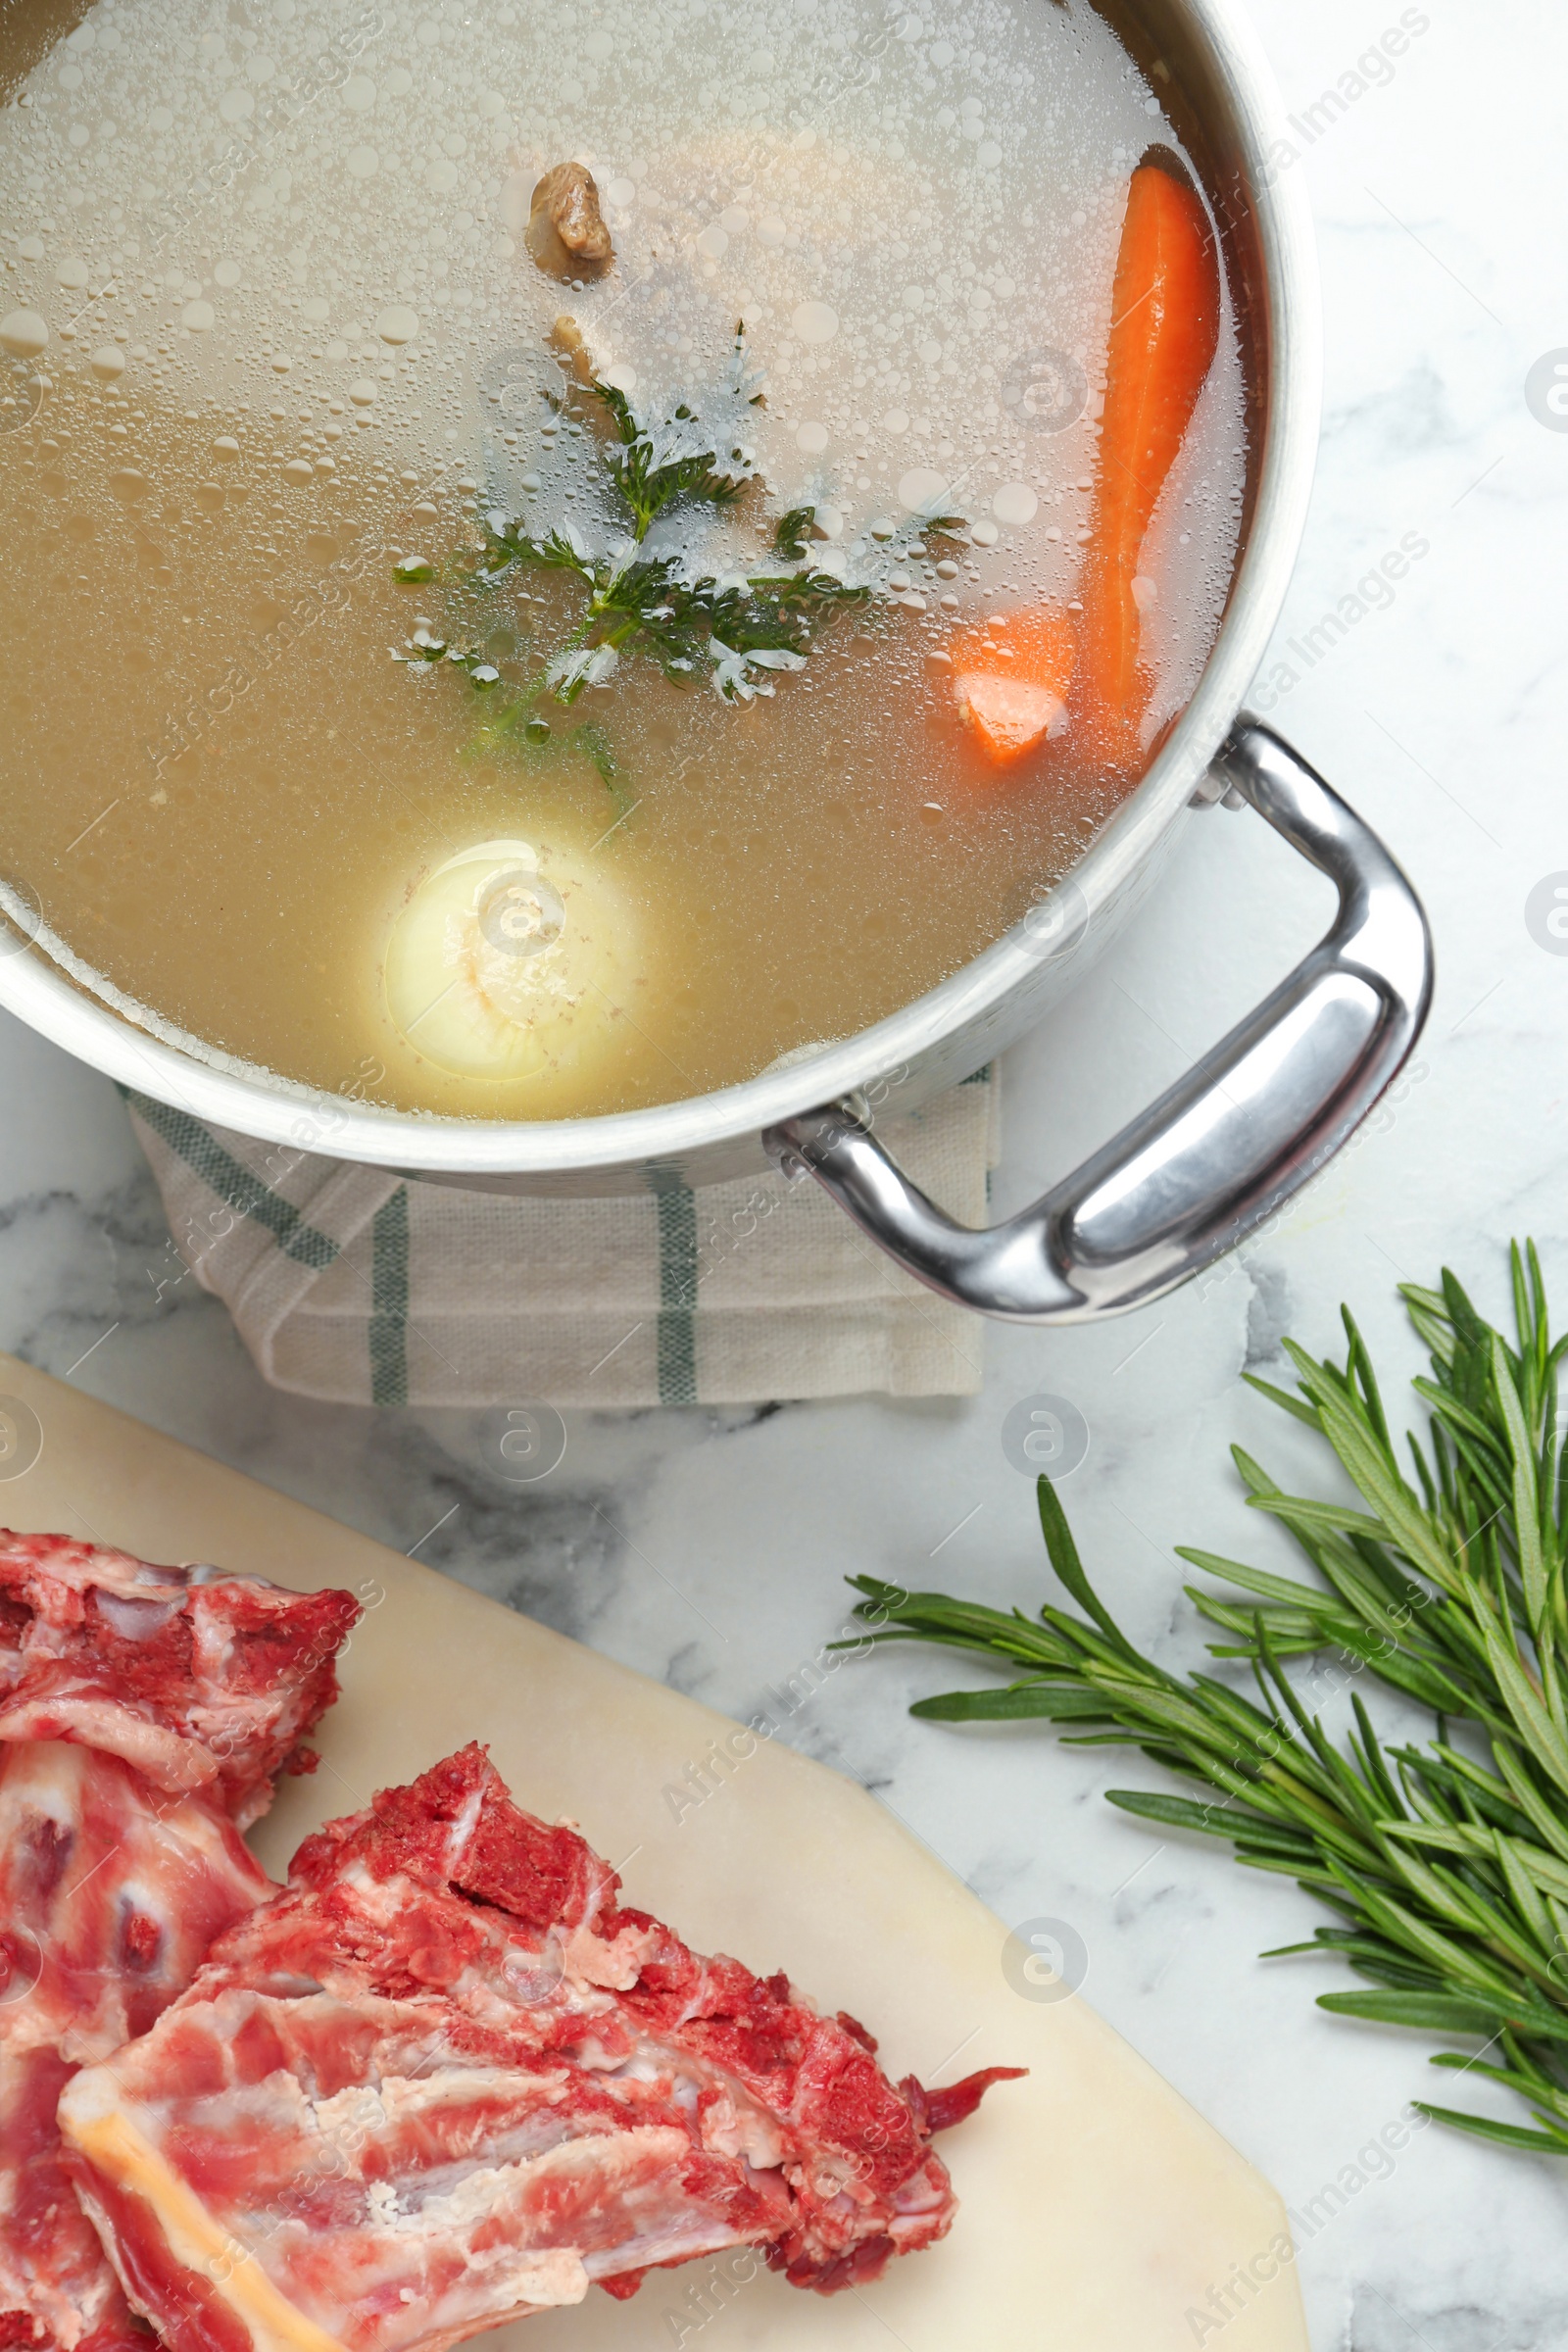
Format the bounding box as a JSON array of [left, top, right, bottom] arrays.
[[950, 605, 1076, 767], [1078, 159, 1220, 754], [955, 673, 1066, 764]]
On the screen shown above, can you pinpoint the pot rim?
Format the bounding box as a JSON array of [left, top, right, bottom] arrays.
[[0, 0, 1321, 1178]]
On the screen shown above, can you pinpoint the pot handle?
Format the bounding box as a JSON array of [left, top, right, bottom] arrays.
[[763, 718, 1433, 1323]]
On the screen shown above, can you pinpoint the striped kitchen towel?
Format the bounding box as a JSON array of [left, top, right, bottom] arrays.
[[125, 1075, 999, 1407]]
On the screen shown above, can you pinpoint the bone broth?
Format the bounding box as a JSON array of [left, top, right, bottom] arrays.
[[0, 0, 1246, 1120]]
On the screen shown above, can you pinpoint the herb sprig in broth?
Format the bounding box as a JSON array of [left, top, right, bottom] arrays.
[[394, 326, 875, 760]]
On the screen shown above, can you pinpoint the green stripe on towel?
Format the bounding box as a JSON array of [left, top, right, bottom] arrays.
[[127, 1093, 342, 1271], [651, 1176, 698, 1406], [368, 1184, 410, 1408]]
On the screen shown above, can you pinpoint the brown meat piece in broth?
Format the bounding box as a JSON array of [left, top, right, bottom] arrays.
[[527, 161, 613, 277], [549, 312, 598, 388]]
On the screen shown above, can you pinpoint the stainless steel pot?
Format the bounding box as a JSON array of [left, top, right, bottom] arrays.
[[0, 0, 1432, 1325]]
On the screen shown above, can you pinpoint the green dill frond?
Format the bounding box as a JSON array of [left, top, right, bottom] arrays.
[[396, 325, 894, 743]]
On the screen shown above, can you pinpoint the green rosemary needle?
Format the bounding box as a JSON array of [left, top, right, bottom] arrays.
[[848, 1244, 1568, 2158]]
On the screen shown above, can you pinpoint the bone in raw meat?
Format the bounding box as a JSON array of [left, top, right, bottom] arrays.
[[60, 1742, 1021, 2352], [0, 1534, 359, 2352], [0, 1531, 359, 1831]]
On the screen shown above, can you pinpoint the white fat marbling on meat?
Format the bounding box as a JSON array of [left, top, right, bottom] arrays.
[[695, 2082, 790, 2171], [442, 1774, 491, 1880], [0, 1695, 217, 1790], [563, 1916, 659, 1991]]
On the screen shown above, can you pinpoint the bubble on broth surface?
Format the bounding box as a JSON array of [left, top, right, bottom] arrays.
[[898, 467, 950, 515], [790, 301, 838, 345], [993, 483, 1038, 526], [0, 312, 47, 359], [0, 359, 43, 433]]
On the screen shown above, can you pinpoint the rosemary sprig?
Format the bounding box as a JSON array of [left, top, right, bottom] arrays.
[[847, 1244, 1568, 2159]]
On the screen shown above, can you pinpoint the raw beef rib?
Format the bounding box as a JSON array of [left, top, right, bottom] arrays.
[[0, 1530, 359, 1832], [0, 1534, 360, 2352], [1, 2043, 145, 2352], [60, 1744, 1020, 2352], [0, 1741, 274, 2352]]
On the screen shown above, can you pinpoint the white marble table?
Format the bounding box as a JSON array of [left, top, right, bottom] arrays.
[[2, 5, 1560, 2344]]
